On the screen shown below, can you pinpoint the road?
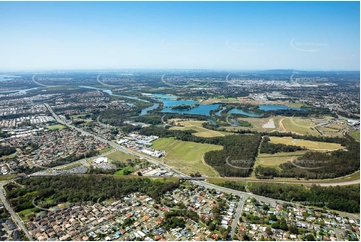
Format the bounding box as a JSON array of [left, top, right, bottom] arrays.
[[32, 74, 54, 87], [229, 194, 249, 238], [0, 182, 32, 240], [96, 74, 119, 87]]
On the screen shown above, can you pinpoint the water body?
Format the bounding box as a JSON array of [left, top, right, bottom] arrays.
[[151, 93, 178, 99], [259, 104, 303, 111], [79, 86, 149, 103], [140, 103, 159, 116], [227, 108, 263, 117], [0, 75, 20, 81], [207, 119, 217, 125], [162, 99, 197, 107], [215, 107, 226, 116], [0, 87, 38, 94], [161, 104, 220, 116]]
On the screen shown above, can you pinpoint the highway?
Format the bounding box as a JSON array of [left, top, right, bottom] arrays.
[[0, 182, 32, 240]]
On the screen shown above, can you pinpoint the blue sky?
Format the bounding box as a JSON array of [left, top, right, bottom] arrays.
[[0, 1, 359, 70]]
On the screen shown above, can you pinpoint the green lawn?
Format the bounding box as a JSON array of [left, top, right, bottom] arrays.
[[99, 147, 114, 154], [47, 124, 67, 130], [151, 137, 223, 177], [106, 151, 139, 162], [114, 166, 136, 175]]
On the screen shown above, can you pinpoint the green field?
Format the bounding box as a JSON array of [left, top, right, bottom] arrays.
[[169, 119, 227, 137], [269, 137, 344, 151], [114, 167, 136, 175], [99, 147, 114, 154], [106, 150, 139, 162], [282, 117, 318, 136], [255, 150, 308, 169], [151, 137, 223, 177], [349, 130, 360, 141], [47, 124, 67, 130], [70, 114, 87, 119]]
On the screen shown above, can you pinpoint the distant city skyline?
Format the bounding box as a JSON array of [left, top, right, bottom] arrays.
[[0, 1, 359, 71]]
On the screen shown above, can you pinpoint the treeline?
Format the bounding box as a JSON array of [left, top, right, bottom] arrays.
[[247, 183, 359, 213], [215, 181, 246, 191], [256, 140, 359, 179], [0, 145, 16, 156], [260, 136, 305, 154], [6, 175, 179, 213]]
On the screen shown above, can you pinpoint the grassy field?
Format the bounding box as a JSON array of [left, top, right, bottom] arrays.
[[70, 114, 87, 119], [281, 117, 317, 136], [286, 102, 312, 108], [0, 175, 17, 181], [151, 137, 223, 177], [99, 147, 114, 154], [255, 150, 308, 169], [349, 130, 360, 141], [269, 137, 344, 150], [47, 124, 67, 130], [114, 167, 136, 175], [106, 151, 139, 162], [169, 119, 227, 137], [60, 163, 82, 170]]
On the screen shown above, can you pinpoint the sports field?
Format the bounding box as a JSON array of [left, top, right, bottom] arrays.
[[169, 119, 227, 137], [269, 137, 344, 151], [47, 124, 67, 130], [151, 137, 223, 177]]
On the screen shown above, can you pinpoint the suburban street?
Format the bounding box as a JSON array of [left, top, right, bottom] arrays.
[[0, 182, 32, 240]]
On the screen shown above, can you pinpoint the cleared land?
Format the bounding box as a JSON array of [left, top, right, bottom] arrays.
[[169, 119, 227, 137], [106, 151, 139, 162], [47, 124, 67, 130], [349, 130, 360, 141], [255, 150, 308, 169], [151, 137, 223, 177], [282, 117, 318, 136], [269, 137, 344, 151], [227, 116, 282, 132]]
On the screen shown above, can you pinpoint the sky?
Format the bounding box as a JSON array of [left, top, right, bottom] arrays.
[[0, 1, 359, 71]]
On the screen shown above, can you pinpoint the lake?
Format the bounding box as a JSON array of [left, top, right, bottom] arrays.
[[0, 87, 38, 94], [259, 105, 303, 111], [227, 108, 263, 117], [161, 103, 220, 116], [0, 75, 20, 81], [151, 93, 178, 99], [79, 86, 149, 103], [215, 107, 226, 116], [140, 103, 159, 116]]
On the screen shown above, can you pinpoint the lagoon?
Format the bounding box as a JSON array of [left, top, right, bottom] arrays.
[[227, 108, 262, 117], [161, 104, 220, 116], [259, 105, 303, 111]]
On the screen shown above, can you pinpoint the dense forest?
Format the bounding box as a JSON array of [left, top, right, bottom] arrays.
[[248, 183, 360, 213], [6, 175, 179, 213], [0, 145, 16, 157], [256, 139, 360, 179], [260, 136, 305, 154]]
